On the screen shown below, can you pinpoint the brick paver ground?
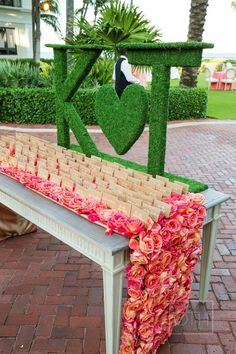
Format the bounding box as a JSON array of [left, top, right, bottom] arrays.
[[0, 120, 236, 354]]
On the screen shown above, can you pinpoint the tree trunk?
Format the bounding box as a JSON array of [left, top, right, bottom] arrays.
[[94, 3, 98, 24], [83, 1, 90, 20], [66, 0, 74, 40], [32, 0, 41, 62], [180, 0, 209, 88]]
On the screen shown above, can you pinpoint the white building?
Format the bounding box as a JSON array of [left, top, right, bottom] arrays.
[[0, 0, 33, 58]]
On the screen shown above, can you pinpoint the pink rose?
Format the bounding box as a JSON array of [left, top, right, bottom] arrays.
[[120, 331, 134, 347], [123, 300, 142, 322], [137, 311, 153, 324], [150, 222, 162, 233], [130, 251, 148, 265], [143, 297, 155, 313], [139, 340, 154, 352], [194, 193, 205, 204], [128, 288, 144, 300], [148, 250, 172, 274], [149, 231, 163, 251], [179, 227, 189, 238], [87, 212, 100, 222], [107, 213, 128, 234], [124, 217, 145, 236], [127, 279, 142, 292], [139, 236, 154, 254], [164, 218, 182, 233], [98, 209, 117, 222], [122, 320, 137, 335], [129, 238, 140, 251], [138, 322, 154, 339], [197, 205, 207, 218], [119, 345, 135, 354], [145, 273, 159, 290], [127, 265, 147, 281], [187, 212, 198, 228]]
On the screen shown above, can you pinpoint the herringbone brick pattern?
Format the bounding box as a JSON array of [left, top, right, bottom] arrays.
[[0, 121, 235, 353]]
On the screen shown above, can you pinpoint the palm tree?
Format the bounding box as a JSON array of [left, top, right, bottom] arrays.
[[93, 0, 110, 24], [180, 0, 209, 88], [32, 0, 60, 62], [74, 0, 109, 26], [66, 0, 74, 40]]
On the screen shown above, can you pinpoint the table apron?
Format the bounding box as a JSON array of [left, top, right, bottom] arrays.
[[0, 189, 130, 272]]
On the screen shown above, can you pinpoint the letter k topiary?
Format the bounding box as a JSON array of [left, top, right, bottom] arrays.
[[50, 44, 111, 157]]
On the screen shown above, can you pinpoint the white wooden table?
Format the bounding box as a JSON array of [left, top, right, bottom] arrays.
[[0, 174, 229, 354]]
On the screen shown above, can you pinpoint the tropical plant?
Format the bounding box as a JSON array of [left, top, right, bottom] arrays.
[[0, 61, 50, 88], [67, 1, 160, 87], [69, 0, 161, 55], [32, 0, 60, 63], [180, 0, 209, 88], [81, 55, 114, 88]]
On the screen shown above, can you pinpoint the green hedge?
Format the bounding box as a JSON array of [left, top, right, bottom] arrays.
[[0, 87, 207, 125], [0, 88, 56, 124], [168, 87, 207, 120]]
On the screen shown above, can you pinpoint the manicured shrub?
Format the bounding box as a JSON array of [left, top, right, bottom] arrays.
[[168, 87, 207, 120], [0, 86, 207, 124], [0, 88, 56, 124]]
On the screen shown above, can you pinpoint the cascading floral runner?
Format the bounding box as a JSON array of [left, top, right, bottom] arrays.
[[0, 136, 206, 354], [120, 192, 205, 353]]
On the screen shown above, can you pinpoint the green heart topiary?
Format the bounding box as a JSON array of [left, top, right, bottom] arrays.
[[95, 84, 148, 155]]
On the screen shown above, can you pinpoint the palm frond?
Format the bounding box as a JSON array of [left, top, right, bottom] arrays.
[[69, 0, 161, 56], [41, 13, 61, 34]]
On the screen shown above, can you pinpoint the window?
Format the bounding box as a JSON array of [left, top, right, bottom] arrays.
[[0, 27, 17, 55], [0, 0, 21, 7]]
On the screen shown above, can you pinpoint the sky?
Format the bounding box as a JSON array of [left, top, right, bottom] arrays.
[[41, 0, 236, 57]]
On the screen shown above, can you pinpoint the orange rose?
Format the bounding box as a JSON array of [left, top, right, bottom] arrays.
[[164, 218, 182, 233], [150, 231, 163, 251], [119, 344, 135, 354], [128, 288, 144, 300], [124, 217, 145, 235], [145, 273, 159, 290], [194, 193, 205, 204], [137, 311, 153, 324], [130, 251, 148, 265], [128, 265, 147, 281], [123, 300, 142, 322], [129, 237, 140, 251], [139, 235, 154, 254], [138, 322, 154, 339]]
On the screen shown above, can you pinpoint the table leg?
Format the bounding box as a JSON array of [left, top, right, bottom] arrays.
[[102, 250, 129, 354], [199, 205, 221, 303]]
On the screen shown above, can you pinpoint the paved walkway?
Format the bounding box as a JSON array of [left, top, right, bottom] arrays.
[[0, 120, 236, 354]]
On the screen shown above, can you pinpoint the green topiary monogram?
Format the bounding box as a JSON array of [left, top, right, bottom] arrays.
[[46, 41, 213, 179]]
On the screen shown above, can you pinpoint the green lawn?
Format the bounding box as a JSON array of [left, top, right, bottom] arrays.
[[170, 73, 236, 120]]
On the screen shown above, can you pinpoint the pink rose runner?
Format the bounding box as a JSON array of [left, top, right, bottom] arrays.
[[120, 192, 205, 353], [0, 136, 206, 354]]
